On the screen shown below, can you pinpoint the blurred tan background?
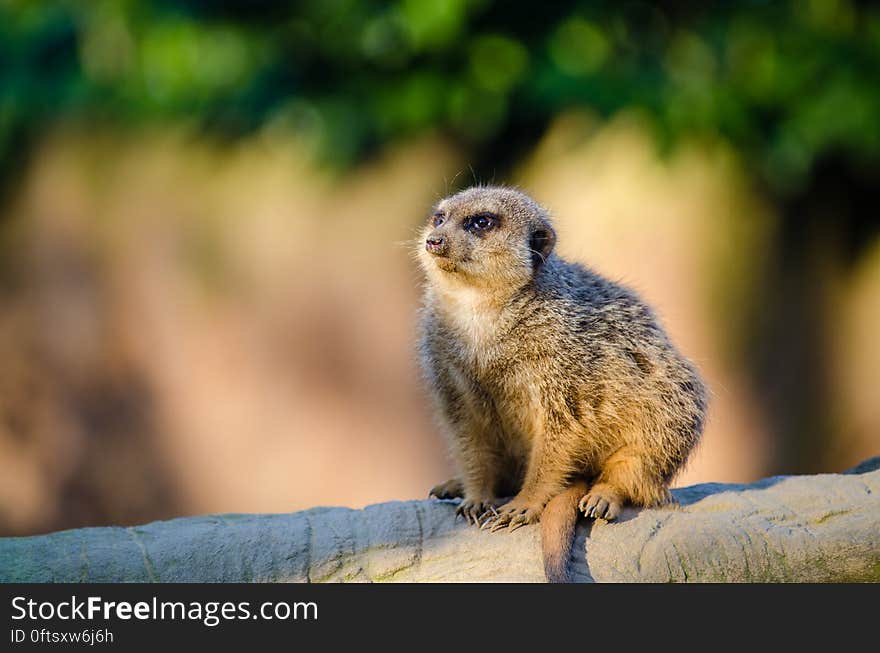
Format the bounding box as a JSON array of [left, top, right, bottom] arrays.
[[2, 114, 877, 536], [2, 1, 878, 536]]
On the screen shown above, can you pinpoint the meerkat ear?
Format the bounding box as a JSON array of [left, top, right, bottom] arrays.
[[529, 223, 556, 269]]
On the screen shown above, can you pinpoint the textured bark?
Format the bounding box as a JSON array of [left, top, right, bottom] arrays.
[[2, 459, 878, 582]]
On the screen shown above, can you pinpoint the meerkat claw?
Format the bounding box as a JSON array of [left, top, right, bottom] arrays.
[[508, 516, 528, 532]]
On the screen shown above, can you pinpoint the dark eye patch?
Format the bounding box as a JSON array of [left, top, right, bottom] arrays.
[[431, 212, 446, 227], [462, 212, 498, 234]]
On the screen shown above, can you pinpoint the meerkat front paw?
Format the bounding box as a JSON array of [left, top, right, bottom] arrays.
[[481, 497, 543, 532], [429, 478, 465, 500], [455, 497, 497, 526], [579, 485, 622, 521]]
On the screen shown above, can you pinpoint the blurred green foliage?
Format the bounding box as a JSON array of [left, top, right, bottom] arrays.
[[1, 0, 879, 194]]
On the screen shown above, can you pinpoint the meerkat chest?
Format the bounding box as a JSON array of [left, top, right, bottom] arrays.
[[493, 367, 548, 447], [439, 287, 507, 364], [441, 337, 545, 446], [467, 358, 549, 446]]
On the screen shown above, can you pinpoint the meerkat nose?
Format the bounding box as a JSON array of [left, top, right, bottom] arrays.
[[426, 236, 448, 256]]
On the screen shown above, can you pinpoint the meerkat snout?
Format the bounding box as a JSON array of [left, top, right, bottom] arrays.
[[425, 234, 447, 256]]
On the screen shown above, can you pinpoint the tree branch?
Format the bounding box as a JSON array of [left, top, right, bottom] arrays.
[[2, 459, 878, 582]]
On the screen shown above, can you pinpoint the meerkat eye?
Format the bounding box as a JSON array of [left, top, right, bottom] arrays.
[[432, 212, 445, 227], [463, 213, 497, 233]]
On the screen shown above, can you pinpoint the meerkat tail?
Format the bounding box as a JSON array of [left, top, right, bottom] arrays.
[[541, 479, 588, 583]]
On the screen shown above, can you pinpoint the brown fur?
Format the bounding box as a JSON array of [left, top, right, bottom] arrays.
[[417, 186, 708, 582], [540, 479, 586, 583]]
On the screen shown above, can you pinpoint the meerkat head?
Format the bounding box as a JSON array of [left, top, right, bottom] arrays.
[[417, 186, 556, 291]]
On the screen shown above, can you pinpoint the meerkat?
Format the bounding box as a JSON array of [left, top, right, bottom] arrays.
[[416, 185, 708, 582]]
